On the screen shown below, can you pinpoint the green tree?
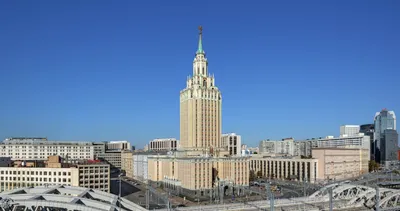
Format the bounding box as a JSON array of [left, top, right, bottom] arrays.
[[256, 171, 262, 178], [249, 170, 256, 181], [369, 160, 379, 172], [253, 152, 258, 154]]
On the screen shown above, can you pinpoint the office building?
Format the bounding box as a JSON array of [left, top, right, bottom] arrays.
[[221, 133, 242, 156], [0, 156, 110, 192], [148, 138, 179, 151], [0, 137, 95, 161], [380, 129, 399, 167], [259, 138, 296, 156], [374, 109, 396, 163], [249, 155, 319, 182], [340, 125, 360, 137], [298, 134, 370, 157], [121, 150, 134, 178], [97, 152, 122, 168], [360, 124, 375, 160], [312, 148, 369, 181], [106, 140, 132, 151]]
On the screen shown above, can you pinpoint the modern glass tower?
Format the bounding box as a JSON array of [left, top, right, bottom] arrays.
[[374, 109, 397, 163]]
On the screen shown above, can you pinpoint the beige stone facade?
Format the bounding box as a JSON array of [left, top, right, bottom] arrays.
[[149, 138, 178, 151], [0, 157, 110, 192], [250, 156, 319, 183], [141, 27, 249, 195], [179, 28, 222, 153], [121, 150, 134, 178], [147, 155, 249, 191], [312, 148, 369, 181]]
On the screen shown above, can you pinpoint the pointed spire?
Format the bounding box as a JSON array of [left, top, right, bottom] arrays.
[[196, 25, 204, 54]]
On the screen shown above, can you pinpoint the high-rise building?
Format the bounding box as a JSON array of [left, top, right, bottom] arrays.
[[380, 129, 398, 167], [180, 25, 222, 152], [340, 125, 360, 137], [374, 109, 396, 163], [360, 124, 375, 160], [137, 27, 249, 197]]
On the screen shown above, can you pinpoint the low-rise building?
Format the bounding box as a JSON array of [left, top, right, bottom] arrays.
[[0, 137, 95, 161], [312, 148, 369, 181], [146, 154, 249, 196], [97, 151, 122, 168], [0, 156, 110, 193], [249, 155, 319, 183]]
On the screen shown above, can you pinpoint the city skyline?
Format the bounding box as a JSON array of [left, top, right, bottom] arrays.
[[1, 1, 399, 147]]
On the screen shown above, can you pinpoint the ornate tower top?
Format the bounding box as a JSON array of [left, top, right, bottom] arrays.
[[196, 25, 204, 54]]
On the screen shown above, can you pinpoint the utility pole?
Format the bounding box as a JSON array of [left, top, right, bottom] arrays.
[[266, 183, 274, 211], [303, 177, 307, 198], [118, 174, 122, 211], [329, 187, 333, 211], [145, 181, 149, 209], [376, 186, 380, 211]]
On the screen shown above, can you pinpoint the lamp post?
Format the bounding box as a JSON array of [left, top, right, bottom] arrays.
[[118, 173, 122, 211]]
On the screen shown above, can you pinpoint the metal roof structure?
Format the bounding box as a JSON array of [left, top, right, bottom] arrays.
[[0, 185, 146, 211]]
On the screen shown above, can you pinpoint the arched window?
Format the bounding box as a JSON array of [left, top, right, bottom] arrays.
[[203, 80, 207, 87], [202, 67, 205, 75]]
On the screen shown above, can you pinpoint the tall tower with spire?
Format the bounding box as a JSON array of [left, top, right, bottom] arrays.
[[180, 26, 222, 153]]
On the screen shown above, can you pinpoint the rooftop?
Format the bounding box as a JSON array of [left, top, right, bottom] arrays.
[[0, 185, 146, 211]]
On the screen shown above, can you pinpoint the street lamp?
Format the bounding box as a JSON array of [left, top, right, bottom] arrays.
[[118, 173, 123, 211]]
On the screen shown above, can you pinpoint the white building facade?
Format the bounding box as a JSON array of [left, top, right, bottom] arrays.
[[221, 133, 242, 156], [259, 138, 296, 156], [0, 138, 95, 161], [340, 125, 360, 137], [133, 153, 149, 183]]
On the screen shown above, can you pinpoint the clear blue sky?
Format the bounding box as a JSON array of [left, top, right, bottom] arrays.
[[1, 1, 399, 148]]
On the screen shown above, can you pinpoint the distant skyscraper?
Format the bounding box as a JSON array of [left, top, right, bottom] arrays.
[[360, 124, 375, 160], [180, 26, 222, 152], [340, 125, 360, 137], [380, 129, 398, 167], [374, 109, 397, 163]]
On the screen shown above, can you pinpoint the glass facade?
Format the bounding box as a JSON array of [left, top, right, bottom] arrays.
[[374, 109, 397, 163]]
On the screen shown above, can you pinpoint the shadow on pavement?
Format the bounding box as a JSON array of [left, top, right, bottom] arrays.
[[110, 180, 141, 197]]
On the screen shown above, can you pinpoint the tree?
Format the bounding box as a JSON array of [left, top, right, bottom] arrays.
[[369, 160, 379, 172], [256, 171, 262, 178], [249, 170, 256, 181], [253, 152, 258, 154]]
